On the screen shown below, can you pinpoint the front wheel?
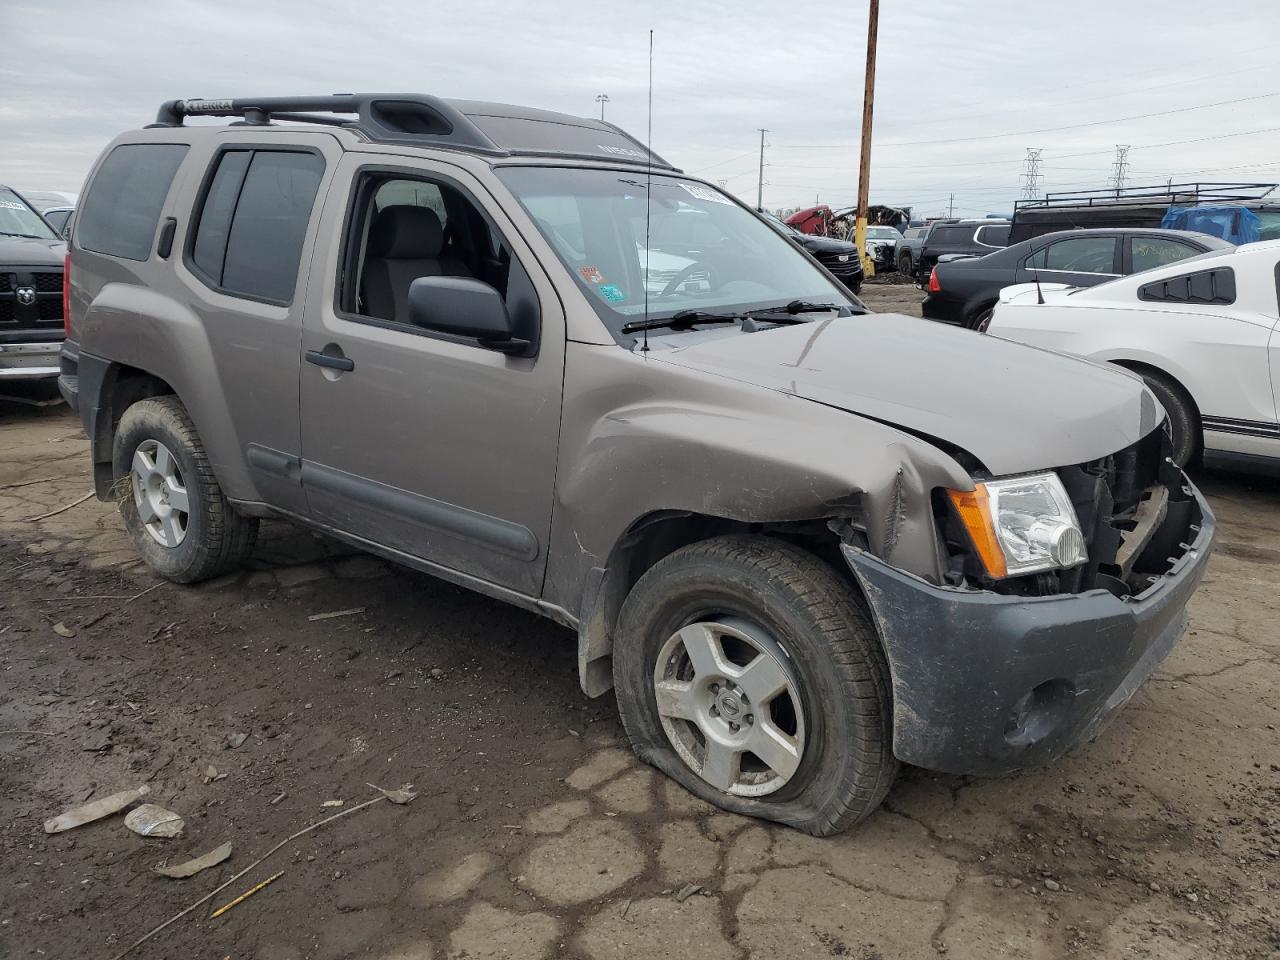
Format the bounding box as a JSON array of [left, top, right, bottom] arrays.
[[613, 536, 897, 835], [898, 252, 913, 275], [113, 396, 259, 583]]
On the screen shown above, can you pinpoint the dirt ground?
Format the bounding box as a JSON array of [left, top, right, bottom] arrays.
[[2, 282, 1278, 960]]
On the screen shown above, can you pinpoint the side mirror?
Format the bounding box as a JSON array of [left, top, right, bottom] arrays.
[[406, 276, 529, 355]]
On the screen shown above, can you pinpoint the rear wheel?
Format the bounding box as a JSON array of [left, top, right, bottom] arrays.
[[969, 303, 996, 331], [613, 535, 897, 835], [113, 396, 258, 583], [1137, 371, 1199, 467]]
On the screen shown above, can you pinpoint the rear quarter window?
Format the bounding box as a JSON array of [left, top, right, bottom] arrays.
[[77, 143, 189, 261]]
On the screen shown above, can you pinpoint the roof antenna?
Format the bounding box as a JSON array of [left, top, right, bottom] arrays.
[[1032, 263, 1045, 304], [641, 28, 654, 354]]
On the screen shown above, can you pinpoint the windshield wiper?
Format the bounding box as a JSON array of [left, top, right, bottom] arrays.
[[0, 231, 44, 239], [620, 310, 743, 335], [781, 300, 840, 314]]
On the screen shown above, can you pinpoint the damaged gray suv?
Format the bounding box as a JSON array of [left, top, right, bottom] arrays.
[[60, 95, 1214, 835]]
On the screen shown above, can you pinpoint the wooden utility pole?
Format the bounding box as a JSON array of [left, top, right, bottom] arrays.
[[756, 128, 768, 211], [854, 0, 879, 276]]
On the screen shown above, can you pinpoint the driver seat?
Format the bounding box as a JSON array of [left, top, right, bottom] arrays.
[[361, 206, 470, 323]]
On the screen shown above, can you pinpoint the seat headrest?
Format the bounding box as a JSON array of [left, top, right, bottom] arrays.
[[369, 205, 444, 259]]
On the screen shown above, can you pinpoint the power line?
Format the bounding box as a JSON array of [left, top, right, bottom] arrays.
[[877, 92, 1280, 147]]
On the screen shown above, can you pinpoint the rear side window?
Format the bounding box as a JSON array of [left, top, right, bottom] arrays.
[[78, 143, 189, 261], [1042, 236, 1117, 273], [1139, 267, 1235, 305], [1130, 237, 1202, 273], [927, 226, 966, 247], [189, 149, 325, 304], [975, 224, 1010, 247]]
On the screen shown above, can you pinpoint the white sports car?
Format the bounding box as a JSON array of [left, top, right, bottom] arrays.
[[986, 240, 1279, 470]]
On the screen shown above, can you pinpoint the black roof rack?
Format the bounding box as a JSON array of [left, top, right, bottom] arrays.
[[1014, 181, 1276, 213], [149, 94, 677, 171]]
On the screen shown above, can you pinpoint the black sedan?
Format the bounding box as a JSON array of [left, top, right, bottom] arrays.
[[921, 228, 1232, 328], [764, 214, 864, 295]]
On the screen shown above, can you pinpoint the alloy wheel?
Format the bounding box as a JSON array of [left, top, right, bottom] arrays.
[[652, 616, 806, 797], [131, 439, 189, 548]]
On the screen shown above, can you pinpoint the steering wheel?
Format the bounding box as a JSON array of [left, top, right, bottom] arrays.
[[660, 260, 714, 298]]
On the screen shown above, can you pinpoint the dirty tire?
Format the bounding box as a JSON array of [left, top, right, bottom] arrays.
[[613, 535, 897, 835], [113, 396, 258, 583], [898, 252, 913, 276], [1139, 371, 1198, 467]]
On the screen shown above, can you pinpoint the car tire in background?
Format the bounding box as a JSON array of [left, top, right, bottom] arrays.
[[1136, 371, 1199, 468], [112, 396, 259, 583], [898, 252, 913, 276], [612, 535, 897, 836]]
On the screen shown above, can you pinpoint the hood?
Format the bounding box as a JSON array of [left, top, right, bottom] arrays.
[[0, 234, 65, 266], [653, 312, 1162, 476], [796, 233, 859, 256]]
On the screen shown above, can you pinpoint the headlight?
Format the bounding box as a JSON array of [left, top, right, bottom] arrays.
[[947, 472, 1086, 578]]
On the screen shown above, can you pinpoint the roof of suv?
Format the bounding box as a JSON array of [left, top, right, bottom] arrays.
[[149, 94, 678, 171]]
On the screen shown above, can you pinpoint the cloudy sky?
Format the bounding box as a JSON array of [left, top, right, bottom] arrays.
[[5, 0, 1278, 218]]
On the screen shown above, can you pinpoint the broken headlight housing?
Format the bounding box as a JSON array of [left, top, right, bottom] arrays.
[[948, 472, 1087, 579]]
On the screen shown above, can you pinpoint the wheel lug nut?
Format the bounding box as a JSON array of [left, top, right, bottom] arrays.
[[710, 683, 720, 694], [709, 705, 718, 716], [729, 722, 740, 732], [745, 714, 754, 724]]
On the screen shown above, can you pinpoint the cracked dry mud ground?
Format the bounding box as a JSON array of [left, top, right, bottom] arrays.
[[1, 290, 1277, 960]]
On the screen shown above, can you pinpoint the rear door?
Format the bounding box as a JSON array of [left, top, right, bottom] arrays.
[[1021, 234, 1120, 287], [174, 132, 343, 513]]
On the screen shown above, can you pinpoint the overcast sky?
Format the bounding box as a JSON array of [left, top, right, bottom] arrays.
[[4, 0, 1278, 218]]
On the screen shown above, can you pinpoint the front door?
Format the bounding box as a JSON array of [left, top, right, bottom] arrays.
[[298, 155, 565, 597]]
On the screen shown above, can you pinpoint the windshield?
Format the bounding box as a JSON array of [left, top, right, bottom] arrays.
[[866, 227, 900, 240], [495, 166, 852, 336], [0, 187, 58, 240]]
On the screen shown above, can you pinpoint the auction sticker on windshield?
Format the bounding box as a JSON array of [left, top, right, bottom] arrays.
[[679, 183, 733, 205]]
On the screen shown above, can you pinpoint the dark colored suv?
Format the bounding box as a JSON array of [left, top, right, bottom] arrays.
[[916, 219, 1010, 279]]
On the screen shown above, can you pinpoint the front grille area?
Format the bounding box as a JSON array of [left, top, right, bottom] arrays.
[[33, 272, 63, 293], [816, 252, 860, 278], [1056, 427, 1198, 598], [935, 426, 1201, 597], [0, 267, 63, 330]]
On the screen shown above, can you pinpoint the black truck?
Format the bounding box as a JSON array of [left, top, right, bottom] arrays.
[[0, 185, 66, 390]]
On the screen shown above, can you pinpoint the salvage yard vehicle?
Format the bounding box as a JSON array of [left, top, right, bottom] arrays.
[[916, 218, 1010, 279], [895, 224, 930, 276], [0, 184, 66, 384], [988, 241, 1280, 472], [61, 94, 1215, 835], [764, 213, 864, 294], [922, 228, 1230, 328]]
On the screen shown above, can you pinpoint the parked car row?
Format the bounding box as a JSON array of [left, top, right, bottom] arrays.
[[987, 241, 1280, 473], [921, 228, 1230, 328]]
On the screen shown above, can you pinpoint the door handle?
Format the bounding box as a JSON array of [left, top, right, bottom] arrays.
[[305, 349, 354, 372]]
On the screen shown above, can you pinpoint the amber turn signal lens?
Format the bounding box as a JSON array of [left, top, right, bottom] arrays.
[[947, 485, 1008, 579]]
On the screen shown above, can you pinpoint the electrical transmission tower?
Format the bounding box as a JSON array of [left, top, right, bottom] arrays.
[[1111, 145, 1130, 195], [1020, 148, 1043, 200]]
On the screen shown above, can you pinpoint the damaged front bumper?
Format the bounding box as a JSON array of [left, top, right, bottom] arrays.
[[841, 482, 1216, 777]]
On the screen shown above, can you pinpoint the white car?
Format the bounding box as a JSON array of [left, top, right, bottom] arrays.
[[986, 240, 1279, 470]]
